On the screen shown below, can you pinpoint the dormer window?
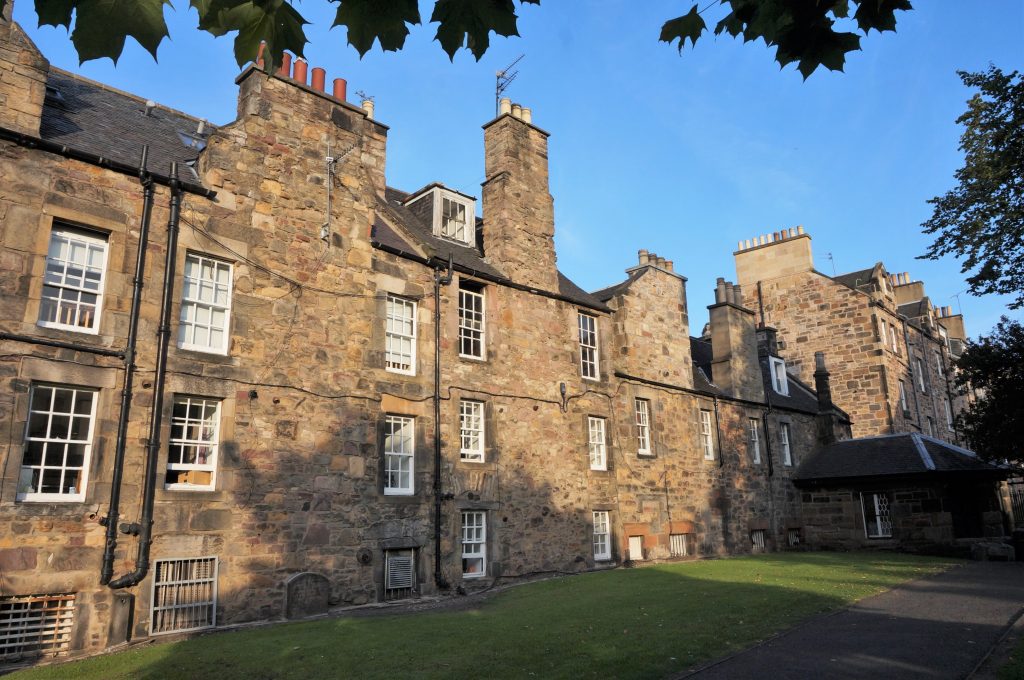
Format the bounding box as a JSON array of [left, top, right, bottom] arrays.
[[404, 186, 477, 248], [770, 357, 789, 396]]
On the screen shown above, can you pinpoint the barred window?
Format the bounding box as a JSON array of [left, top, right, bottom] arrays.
[[19, 384, 96, 502], [151, 557, 218, 635], [670, 533, 692, 557], [635, 398, 651, 455], [179, 253, 232, 354], [166, 396, 220, 490], [385, 295, 417, 374], [461, 511, 486, 578], [578, 312, 599, 380], [862, 493, 893, 538], [38, 225, 107, 333], [384, 415, 414, 495], [459, 400, 485, 462], [593, 511, 611, 560], [588, 416, 607, 470], [0, 594, 75, 661], [458, 282, 485, 359], [384, 549, 416, 600]]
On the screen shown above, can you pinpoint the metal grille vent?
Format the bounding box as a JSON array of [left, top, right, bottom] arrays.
[[0, 594, 75, 661], [385, 550, 416, 600], [151, 557, 218, 635]]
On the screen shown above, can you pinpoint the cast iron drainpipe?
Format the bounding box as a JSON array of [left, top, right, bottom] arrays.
[[108, 163, 182, 590], [432, 255, 453, 589], [99, 147, 154, 585]]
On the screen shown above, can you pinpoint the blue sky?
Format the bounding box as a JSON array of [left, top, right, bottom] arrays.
[[14, 1, 1024, 337]]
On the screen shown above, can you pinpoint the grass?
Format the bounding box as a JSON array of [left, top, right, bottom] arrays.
[[9, 552, 958, 680], [1000, 635, 1024, 680]]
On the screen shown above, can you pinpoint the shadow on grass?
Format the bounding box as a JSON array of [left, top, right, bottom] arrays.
[[8, 553, 962, 680]]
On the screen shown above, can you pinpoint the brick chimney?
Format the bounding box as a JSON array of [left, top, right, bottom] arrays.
[[708, 278, 764, 402], [0, 0, 49, 136], [481, 99, 558, 291], [813, 352, 844, 445]]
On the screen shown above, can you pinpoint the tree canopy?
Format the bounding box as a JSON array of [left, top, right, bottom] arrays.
[[921, 66, 1024, 309], [0, 0, 912, 78], [953, 317, 1024, 465]]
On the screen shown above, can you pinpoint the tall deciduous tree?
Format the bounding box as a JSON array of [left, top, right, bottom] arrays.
[[921, 67, 1024, 309], [0, 0, 911, 77], [954, 317, 1024, 464]]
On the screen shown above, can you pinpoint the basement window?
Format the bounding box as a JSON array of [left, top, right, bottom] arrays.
[[670, 533, 693, 557], [592, 511, 611, 561], [151, 557, 218, 635], [384, 549, 417, 601], [750, 530, 767, 553], [0, 594, 75, 662]]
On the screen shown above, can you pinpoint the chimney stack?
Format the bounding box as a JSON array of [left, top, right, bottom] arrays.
[[0, 0, 49, 136], [292, 58, 308, 85], [482, 100, 559, 291], [709, 278, 764, 402]]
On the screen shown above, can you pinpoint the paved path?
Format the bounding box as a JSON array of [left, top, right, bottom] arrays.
[[683, 561, 1024, 680]]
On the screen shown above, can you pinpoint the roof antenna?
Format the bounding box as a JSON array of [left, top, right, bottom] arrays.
[[495, 54, 524, 116], [826, 252, 836, 276]]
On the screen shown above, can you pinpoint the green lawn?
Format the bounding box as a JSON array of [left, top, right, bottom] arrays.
[[10, 552, 958, 680], [1000, 635, 1024, 680]]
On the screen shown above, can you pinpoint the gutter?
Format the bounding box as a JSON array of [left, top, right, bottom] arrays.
[[0, 127, 216, 199], [431, 255, 453, 590]]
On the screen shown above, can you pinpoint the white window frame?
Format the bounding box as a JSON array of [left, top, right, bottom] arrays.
[[935, 351, 945, 379], [458, 283, 485, 360], [878, 317, 887, 344], [890, 325, 900, 355], [38, 225, 109, 334], [769, 357, 789, 396], [898, 380, 908, 413], [18, 384, 97, 503], [439, 195, 473, 245], [862, 492, 893, 538], [635, 398, 651, 456], [178, 253, 232, 355], [915, 357, 927, 393], [385, 294, 417, 375], [944, 398, 954, 431], [700, 409, 714, 461], [588, 416, 607, 471], [780, 422, 793, 466], [578, 312, 599, 380], [384, 415, 415, 496], [592, 511, 611, 561], [150, 556, 218, 635], [165, 396, 220, 491], [749, 418, 761, 464], [925, 416, 934, 437], [459, 400, 485, 462], [461, 511, 486, 578]]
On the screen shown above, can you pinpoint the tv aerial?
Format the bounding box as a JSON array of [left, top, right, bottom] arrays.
[[495, 54, 524, 115]]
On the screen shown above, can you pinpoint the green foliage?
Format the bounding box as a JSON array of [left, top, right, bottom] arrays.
[[954, 317, 1024, 464], [660, 0, 911, 79], [8, 553, 955, 680], [920, 67, 1024, 309], [0, 0, 910, 77]]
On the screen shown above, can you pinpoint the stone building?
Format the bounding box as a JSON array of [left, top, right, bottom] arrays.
[[733, 229, 968, 442], [0, 2, 1006, 667]]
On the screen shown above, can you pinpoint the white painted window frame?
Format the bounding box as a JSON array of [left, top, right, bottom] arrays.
[[769, 357, 789, 396], [38, 225, 109, 334], [458, 284, 486, 360], [459, 400, 485, 462], [861, 492, 893, 538], [780, 422, 793, 466], [385, 294, 417, 375], [461, 511, 487, 578], [749, 418, 761, 464], [944, 398, 954, 431], [700, 409, 714, 461], [890, 325, 900, 355], [18, 384, 97, 503], [178, 253, 232, 355], [578, 312, 599, 380], [165, 396, 220, 491], [935, 351, 945, 379], [588, 416, 607, 471], [915, 357, 927, 394], [635, 398, 651, 456], [898, 380, 908, 412], [592, 511, 611, 561], [384, 415, 415, 495]]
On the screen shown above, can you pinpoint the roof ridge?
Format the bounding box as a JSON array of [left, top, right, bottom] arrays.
[[49, 66, 215, 127], [910, 432, 936, 471]]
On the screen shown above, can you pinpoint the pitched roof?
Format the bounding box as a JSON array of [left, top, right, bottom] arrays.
[[760, 358, 833, 415], [832, 266, 878, 291], [377, 188, 608, 311], [40, 68, 211, 183], [898, 299, 930, 319], [591, 273, 642, 303], [794, 432, 1007, 485]]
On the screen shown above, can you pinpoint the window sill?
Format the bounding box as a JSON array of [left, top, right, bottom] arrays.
[[37, 321, 101, 336], [458, 354, 487, 362], [385, 367, 417, 377], [16, 494, 85, 504]]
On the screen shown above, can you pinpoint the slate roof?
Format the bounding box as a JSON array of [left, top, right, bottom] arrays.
[[833, 266, 877, 291], [39, 68, 211, 182], [898, 299, 930, 319], [591, 272, 643, 303], [794, 432, 1007, 485], [376, 188, 607, 311]]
